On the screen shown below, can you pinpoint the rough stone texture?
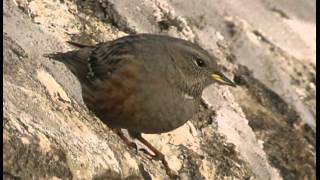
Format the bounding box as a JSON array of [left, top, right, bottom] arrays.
[[4, 0, 315, 179]]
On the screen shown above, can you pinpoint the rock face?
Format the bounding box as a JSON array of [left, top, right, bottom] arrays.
[[4, 0, 315, 179]]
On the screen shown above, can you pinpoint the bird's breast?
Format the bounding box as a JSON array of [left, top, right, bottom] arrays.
[[81, 62, 198, 133]]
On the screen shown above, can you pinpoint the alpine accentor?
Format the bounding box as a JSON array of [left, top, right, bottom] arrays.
[[45, 34, 236, 178]]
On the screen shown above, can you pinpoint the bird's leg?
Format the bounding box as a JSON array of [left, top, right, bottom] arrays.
[[111, 128, 138, 152], [129, 132, 178, 179]]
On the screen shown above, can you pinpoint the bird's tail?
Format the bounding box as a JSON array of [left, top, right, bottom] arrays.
[[66, 41, 96, 48], [44, 47, 93, 80]]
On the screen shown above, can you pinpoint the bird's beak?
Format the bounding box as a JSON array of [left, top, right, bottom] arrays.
[[211, 73, 236, 87]]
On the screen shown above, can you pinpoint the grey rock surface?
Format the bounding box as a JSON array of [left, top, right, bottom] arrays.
[[4, 0, 315, 179]]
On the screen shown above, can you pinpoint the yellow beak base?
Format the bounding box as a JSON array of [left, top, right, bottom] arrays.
[[211, 73, 236, 87]]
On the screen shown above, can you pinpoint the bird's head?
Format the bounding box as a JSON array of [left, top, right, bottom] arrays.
[[169, 39, 236, 97]]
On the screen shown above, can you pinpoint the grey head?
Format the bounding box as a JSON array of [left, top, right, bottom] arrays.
[[147, 34, 236, 98]]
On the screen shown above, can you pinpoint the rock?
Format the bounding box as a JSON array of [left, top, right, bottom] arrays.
[[4, 0, 315, 179]]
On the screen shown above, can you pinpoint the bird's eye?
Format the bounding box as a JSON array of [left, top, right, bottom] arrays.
[[194, 56, 206, 67]]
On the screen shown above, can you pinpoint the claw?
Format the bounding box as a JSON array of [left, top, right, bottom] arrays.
[[116, 130, 179, 178]]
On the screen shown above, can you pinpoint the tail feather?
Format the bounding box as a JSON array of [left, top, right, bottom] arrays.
[[43, 52, 71, 62], [66, 41, 96, 48], [44, 48, 93, 80], [44, 51, 83, 63]]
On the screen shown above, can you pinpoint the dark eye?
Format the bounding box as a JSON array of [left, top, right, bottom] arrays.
[[194, 56, 206, 67]]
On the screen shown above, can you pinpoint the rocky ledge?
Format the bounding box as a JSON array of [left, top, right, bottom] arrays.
[[4, 0, 315, 179]]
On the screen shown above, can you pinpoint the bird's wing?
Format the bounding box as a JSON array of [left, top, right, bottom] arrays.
[[87, 41, 135, 80]]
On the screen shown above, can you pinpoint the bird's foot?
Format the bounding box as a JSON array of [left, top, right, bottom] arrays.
[[133, 134, 179, 179], [112, 129, 138, 153]]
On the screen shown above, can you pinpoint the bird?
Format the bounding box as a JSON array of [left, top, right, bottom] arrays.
[[45, 34, 236, 178]]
